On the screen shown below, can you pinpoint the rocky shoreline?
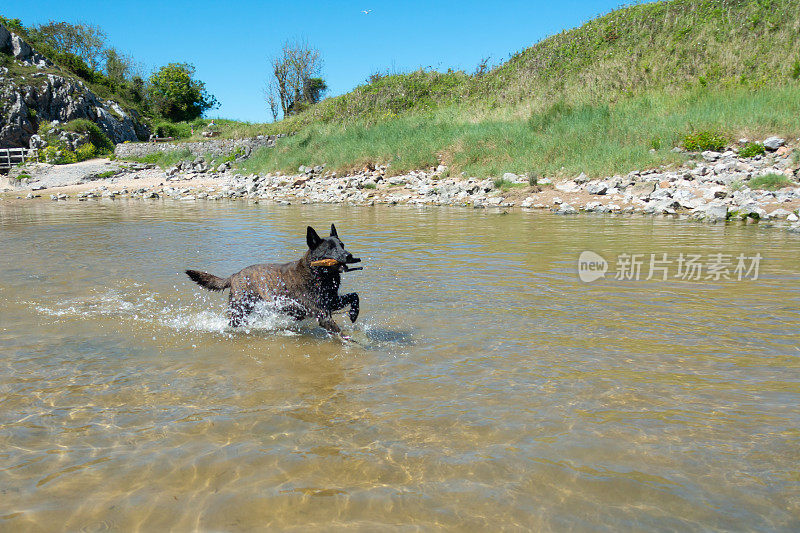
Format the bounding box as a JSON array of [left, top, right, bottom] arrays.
[[3, 138, 800, 233]]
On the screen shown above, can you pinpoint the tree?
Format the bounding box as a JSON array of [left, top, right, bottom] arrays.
[[147, 63, 218, 122], [32, 21, 107, 70], [266, 40, 326, 120], [104, 47, 137, 82]]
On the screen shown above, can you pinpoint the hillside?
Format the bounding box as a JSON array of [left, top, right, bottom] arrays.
[[243, 0, 800, 178], [284, 0, 800, 127], [0, 23, 149, 148]]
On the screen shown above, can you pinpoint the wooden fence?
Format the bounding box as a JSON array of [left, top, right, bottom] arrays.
[[0, 147, 34, 170]]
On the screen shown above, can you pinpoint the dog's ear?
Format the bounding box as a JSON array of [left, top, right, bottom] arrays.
[[306, 226, 322, 249], [330, 223, 338, 237]]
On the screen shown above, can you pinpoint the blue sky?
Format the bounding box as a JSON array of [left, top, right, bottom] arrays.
[[3, 0, 627, 122]]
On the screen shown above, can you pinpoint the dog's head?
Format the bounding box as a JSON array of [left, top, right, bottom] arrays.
[[306, 224, 360, 267]]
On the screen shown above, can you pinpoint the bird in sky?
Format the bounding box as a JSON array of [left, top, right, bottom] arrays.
[[361, 9, 372, 14]]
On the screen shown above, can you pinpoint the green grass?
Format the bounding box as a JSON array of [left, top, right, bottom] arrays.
[[748, 173, 794, 190], [233, 0, 800, 178], [242, 85, 800, 178], [150, 118, 273, 142], [493, 178, 527, 191], [273, 0, 800, 132], [125, 148, 194, 168]]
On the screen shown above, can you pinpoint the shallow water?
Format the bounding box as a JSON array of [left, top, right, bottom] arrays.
[[1, 200, 799, 531]]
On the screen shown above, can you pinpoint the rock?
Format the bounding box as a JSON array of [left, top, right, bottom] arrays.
[[702, 151, 721, 162], [630, 182, 657, 197], [585, 181, 607, 195], [763, 137, 785, 151], [650, 188, 672, 200], [787, 213, 799, 222], [574, 173, 588, 184], [556, 203, 577, 215], [734, 203, 766, 220], [699, 203, 728, 222], [502, 172, 518, 182], [28, 134, 46, 150], [766, 208, 792, 219], [555, 181, 579, 193]]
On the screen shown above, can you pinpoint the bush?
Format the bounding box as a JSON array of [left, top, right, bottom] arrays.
[[63, 119, 114, 153], [739, 142, 765, 158], [682, 130, 727, 152], [75, 143, 97, 161], [41, 146, 78, 164], [54, 52, 97, 82], [152, 121, 192, 139], [749, 173, 793, 190]]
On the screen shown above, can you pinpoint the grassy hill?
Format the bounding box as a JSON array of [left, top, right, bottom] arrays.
[[243, 0, 800, 178]]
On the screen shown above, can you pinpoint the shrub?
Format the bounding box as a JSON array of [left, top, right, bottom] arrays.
[[76, 143, 97, 161], [60, 150, 77, 164], [739, 142, 765, 158], [41, 146, 60, 163], [682, 130, 726, 152], [41, 146, 78, 164], [63, 119, 114, 153], [152, 121, 192, 139], [749, 173, 793, 190], [54, 51, 97, 82]]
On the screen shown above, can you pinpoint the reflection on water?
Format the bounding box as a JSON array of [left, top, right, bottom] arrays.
[[1, 200, 799, 530]]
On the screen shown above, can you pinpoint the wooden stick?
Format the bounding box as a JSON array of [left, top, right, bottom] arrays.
[[310, 258, 340, 267]]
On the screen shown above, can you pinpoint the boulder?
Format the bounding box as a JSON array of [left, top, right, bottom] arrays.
[[630, 181, 657, 197], [763, 137, 785, 151], [585, 181, 607, 195]]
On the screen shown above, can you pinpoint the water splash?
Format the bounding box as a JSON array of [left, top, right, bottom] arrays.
[[27, 285, 411, 347]]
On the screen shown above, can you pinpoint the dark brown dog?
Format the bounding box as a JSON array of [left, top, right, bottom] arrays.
[[186, 224, 360, 334]]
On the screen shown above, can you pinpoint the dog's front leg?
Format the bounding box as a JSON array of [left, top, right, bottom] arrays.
[[339, 292, 360, 323]]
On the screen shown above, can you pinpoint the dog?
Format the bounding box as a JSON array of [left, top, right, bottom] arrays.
[[186, 224, 361, 334]]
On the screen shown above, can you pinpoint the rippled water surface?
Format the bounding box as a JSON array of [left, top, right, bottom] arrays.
[[1, 200, 799, 531]]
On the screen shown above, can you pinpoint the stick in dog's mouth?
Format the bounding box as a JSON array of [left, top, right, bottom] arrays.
[[310, 257, 363, 272]]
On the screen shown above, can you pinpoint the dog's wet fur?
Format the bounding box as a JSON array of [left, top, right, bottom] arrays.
[[186, 224, 360, 334]]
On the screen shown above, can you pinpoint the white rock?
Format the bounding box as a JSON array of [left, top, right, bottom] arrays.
[[763, 137, 785, 151]]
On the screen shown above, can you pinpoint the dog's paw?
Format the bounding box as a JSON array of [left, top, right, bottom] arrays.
[[348, 306, 359, 323]]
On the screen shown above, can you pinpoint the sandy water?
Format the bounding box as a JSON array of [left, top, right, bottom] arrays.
[[1, 200, 799, 531]]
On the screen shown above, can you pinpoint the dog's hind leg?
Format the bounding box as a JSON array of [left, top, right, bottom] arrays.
[[318, 315, 342, 335], [229, 293, 257, 328]]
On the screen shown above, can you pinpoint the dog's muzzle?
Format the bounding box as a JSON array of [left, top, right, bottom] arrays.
[[342, 256, 362, 272]]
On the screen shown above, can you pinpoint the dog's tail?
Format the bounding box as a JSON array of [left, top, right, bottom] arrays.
[[185, 270, 231, 291]]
